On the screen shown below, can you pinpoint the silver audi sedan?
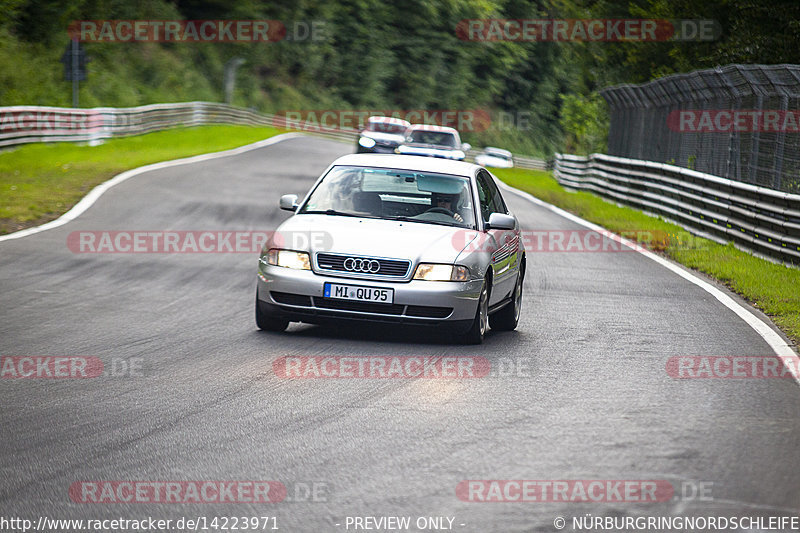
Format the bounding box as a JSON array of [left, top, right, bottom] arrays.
[[255, 154, 525, 343]]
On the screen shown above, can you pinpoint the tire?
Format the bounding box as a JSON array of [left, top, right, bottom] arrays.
[[463, 279, 489, 344], [255, 293, 289, 332], [489, 269, 524, 332]]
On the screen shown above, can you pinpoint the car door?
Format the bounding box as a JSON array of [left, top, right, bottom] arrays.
[[476, 169, 519, 305]]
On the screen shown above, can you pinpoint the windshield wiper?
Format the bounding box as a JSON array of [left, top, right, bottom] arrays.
[[386, 216, 465, 228], [303, 209, 370, 218]]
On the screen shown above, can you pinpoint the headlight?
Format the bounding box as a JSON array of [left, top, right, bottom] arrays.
[[262, 249, 311, 270], [413, 263, 470, 281], [358, 137, 376, 148]]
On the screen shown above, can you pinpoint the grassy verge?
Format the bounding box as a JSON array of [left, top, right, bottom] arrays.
[[493, 167, 800, 347], [0, 124, 283, 235]]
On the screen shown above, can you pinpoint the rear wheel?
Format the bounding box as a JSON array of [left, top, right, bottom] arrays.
[[463, 279, 489, 344], [489, 269, 524, 331], [255, 293, 289, 332]]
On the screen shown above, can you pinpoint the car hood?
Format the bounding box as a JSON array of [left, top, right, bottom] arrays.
[[271, 214, 477, 264]]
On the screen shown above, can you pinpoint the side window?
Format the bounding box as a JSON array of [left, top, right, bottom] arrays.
[[477, 170, 508, 217], [475, 172, 492, 221], [486, 172, 508, 214]]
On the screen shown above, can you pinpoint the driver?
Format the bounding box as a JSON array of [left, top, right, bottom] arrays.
[[431, 193, 464, 223]]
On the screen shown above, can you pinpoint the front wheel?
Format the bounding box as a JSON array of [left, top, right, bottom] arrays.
[[255, 293, 289, 332], [462, 280, 489, 344], [489, 270, 523, 331]]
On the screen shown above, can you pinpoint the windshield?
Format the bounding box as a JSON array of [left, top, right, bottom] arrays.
[[486, 151, 512, 161], [366, 121, 408, 134], [406, 130, 458, 147], [299, 166, 476, 228]]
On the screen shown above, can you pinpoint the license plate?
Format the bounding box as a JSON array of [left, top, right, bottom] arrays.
[[323, 283, 394, 304]]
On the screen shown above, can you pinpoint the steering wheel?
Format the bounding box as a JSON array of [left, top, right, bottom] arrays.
[[425, 207, 456, 217]]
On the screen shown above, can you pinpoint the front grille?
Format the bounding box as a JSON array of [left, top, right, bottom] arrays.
[[268, 291, 453, 322], [315, 298, 405, 315], [316, 253, 410, 277]]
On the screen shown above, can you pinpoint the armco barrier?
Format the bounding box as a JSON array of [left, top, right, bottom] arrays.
[[554, 152, 800, 264], [1, 102, 281, 147], [0, 102, 546, 169]]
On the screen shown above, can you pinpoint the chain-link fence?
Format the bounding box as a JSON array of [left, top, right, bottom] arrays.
[[601, 64, 800, 194]]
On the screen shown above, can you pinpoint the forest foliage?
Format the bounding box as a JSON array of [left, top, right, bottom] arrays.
[[1, 0, 798, 155]]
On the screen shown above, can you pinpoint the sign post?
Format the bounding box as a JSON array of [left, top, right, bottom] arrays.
[[60, 39, 88, 107]]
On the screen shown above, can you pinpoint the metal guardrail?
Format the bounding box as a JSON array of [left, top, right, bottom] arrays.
[[554, 152, 800, 264], [512, 155, 549, 171], [0, 102, 547, 169], [0, 102, 351, 148]]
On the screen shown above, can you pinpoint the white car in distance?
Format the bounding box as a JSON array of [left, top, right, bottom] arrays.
[[474, 147, 514, 168]]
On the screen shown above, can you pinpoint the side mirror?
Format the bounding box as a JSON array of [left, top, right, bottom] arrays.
[[462, 142, 472, 152], [279, 194, 299, 212], [486, 212, 515, 230]]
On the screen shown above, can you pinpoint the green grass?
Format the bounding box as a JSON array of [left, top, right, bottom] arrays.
[[0, 124, 283, 234], [494, 167, 800, 346]]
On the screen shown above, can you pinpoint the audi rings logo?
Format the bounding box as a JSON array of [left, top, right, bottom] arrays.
[[344, 257, 381, 273]]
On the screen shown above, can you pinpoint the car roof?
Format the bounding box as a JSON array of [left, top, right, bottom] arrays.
[[328, 154, 482, 178], [367, 116, 411, 126], [406, 124, 459, 134]]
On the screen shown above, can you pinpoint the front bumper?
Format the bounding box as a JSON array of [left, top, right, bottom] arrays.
[[257, 264, 481, 331]]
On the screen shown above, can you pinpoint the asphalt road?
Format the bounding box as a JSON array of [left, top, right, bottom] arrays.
[[1, 135, 799, 532]]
